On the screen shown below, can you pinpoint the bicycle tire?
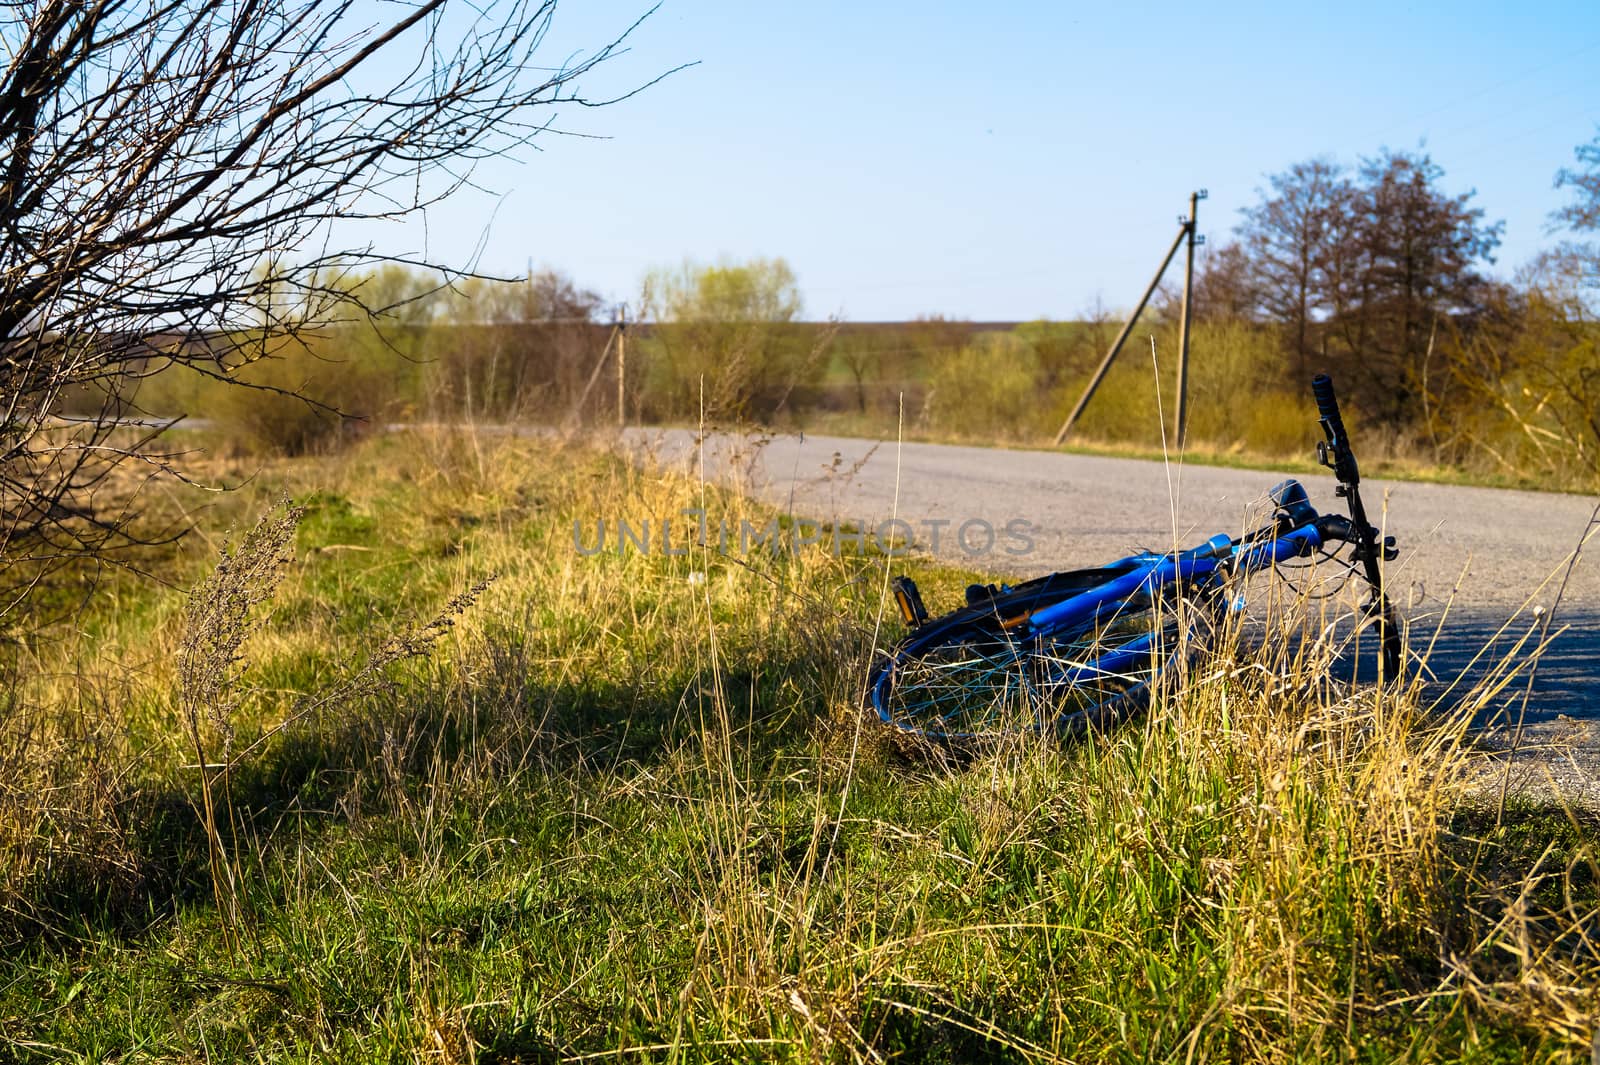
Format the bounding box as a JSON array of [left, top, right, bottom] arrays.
[[869, 582, 1217, 741]]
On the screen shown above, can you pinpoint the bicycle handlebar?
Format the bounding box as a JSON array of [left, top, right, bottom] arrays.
[[1311, 374, 1344, 439], [1312, 373, 1360, 487]]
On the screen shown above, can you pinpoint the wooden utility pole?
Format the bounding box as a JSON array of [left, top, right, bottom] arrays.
[[1052, 221, 1186, 447], [615, 304, 627, 428], [1175, 189, 1205, 448], [568, 322, 619, 427], [1052, 190, 1205, 448]]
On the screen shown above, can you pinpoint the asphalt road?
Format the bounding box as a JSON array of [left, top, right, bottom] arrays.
[[628, 428, 1600, 766]]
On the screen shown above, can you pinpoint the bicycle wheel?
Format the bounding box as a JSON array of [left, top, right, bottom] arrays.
[[869, 588, 1214, 740]]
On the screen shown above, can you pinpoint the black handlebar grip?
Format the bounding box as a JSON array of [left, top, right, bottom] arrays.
[[1311, 374, 1347, 441]]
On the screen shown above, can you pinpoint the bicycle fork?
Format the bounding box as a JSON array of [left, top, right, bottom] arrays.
[[1313, 374, 1403, 679]]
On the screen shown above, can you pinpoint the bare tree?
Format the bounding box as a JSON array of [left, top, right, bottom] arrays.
[[1237, 158, 1349, 377], [833, 332, 878, 414], [1552, 126, 1600, 292], [1323, 150, 1502, 424], [0, 0, 669, 625], [1190, 241, 1263, 325], [432, 269, 606, 418], [1235, 150, 1501, 427]]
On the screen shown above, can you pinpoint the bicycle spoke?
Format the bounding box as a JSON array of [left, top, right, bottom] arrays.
[[878, 599, 1198, 737], [885, 635, 1042, 733]]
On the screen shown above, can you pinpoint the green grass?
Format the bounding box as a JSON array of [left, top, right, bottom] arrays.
[[3, 430, 1599, 1062]]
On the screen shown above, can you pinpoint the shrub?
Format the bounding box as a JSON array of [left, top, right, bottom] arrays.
[[638, 258, 827, 422], [925, 332, 1044, 439]]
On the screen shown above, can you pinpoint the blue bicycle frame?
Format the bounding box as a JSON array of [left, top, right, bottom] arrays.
[[1021, 520, 1323, 690], [869, 374, 1402, 740]]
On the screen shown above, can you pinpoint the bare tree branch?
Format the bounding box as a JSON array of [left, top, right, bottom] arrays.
[[0, 0, 671, 628]]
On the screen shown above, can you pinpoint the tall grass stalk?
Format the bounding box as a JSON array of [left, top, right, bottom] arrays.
[[1497, 501, 1600, 820], [177, 501, 303, 948]]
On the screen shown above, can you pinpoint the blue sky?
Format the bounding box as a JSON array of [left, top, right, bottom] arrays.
[[370, 1, 1600, 321]]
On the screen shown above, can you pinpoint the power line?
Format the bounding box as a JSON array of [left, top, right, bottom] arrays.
[[1359, 35, 1600, 147]]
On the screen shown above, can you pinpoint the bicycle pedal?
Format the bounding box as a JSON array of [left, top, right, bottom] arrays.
[[892, 576, 930, 629]]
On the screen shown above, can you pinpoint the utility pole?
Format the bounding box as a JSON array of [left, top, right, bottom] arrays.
[[616, 304, 628, 428], [1053, 217, 1187, 447], [1175, 189, 1206, 448], [568, 319, 619, 428], [1052, 190, 1205, 448]]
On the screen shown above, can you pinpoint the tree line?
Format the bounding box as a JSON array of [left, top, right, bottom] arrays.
[[1193, 144, 1598, 479], [133, 131, 1600, 492], [124, 134, 1600, 485]]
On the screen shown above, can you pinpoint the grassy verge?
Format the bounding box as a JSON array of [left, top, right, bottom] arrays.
[[3, 430, 1598, 1062]]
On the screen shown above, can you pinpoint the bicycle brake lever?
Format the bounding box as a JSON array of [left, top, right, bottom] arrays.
[[1315, 513, 1354, 542], [1348, 532, 1398, 563]]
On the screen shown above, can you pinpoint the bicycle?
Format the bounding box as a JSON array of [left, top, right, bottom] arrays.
[[867, 374, 1402, 740]]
